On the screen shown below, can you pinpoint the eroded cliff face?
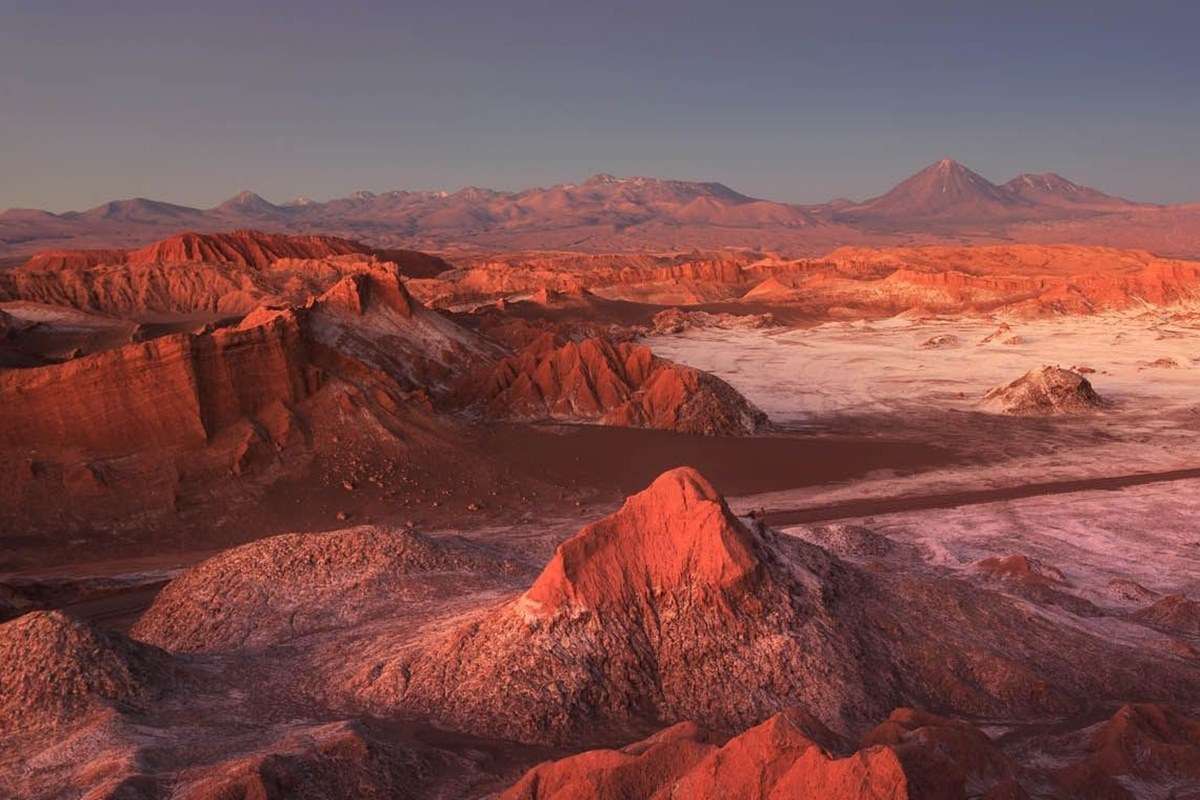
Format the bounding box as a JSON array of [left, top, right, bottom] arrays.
[[0, 311, 316, 455], [0, 263, 508, 549], [21, 230, 370, 272], [479, 334, 768, 435], [1, 230, 448, 317], [501, 707, 1029, 800]]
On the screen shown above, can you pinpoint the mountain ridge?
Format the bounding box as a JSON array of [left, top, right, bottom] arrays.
[[2, 161, 1192, 259]]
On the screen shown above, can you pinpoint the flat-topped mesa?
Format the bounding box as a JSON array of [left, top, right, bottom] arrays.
[[981, 365, 1105, 416], [520, 467, 764, 616], [0, 263, 487, 456], [124, 230, 370, 268]]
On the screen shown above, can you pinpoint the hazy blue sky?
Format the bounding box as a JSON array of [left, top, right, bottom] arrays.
[[2, 1, 1197, 211]]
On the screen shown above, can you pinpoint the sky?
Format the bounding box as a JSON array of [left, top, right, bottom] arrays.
[[2, 1, 1198, 211]]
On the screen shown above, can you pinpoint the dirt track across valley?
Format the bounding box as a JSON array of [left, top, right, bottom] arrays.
[[761, 465, 1200, 525]]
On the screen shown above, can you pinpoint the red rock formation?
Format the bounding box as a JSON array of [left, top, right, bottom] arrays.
[[363, 468, 1197, 747], [521, 468, 763, 614], [125, 230, 367, 268], [374, 467, 878, 744], [133, 526, 525, 653], [0, 263, 491, 456], [981, 366, 1105, 415], [0, 611, 173, 733], [20, 248, 128, 271], [304, 264, 499, 396], [649, 307, 777, 334], [0, 263, 504, 545], [1055, 704, 1200, 799], [169, 719, 465, 800], [974, 554, 1067, 586], [20, 230, 368, 271], [405, 242, 1200, 318], [502, 707, 1025, 800], [859, 709, 1026, 799], [0, 309, 316, 455], [822, 244, 1200, 316], [1, 230, 445, 317], [1130, 594, 1200, 635], [482, 335, 767, 435]]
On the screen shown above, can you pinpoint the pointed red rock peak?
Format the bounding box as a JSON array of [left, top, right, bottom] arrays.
[[315, 266, 415, 318], [520, 467, 762, 614]]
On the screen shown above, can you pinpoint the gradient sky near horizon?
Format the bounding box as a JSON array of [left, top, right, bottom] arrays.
[[2, 1, 1198, 212]]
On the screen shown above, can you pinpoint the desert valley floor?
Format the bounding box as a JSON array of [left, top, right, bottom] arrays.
[[3, 227, 1200, 799]]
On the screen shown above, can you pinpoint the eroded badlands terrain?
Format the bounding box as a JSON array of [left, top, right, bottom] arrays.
[[3, 229, 1200, 799]]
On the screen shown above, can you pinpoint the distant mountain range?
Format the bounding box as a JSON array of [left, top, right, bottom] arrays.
[[3, 160, 1197, 259]]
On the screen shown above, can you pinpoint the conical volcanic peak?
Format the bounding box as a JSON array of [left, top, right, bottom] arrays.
[[214, 190, 282, 216], [851, 158, 1026, 222], [1002, 172, 1135, 208], [520, 467, 762, 615]]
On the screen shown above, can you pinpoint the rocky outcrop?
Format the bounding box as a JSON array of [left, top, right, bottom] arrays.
[[918, 333, 960, 349], [21, 230, 368, 272], [303, 264, 498, 397], [371, 468, 876, 743], [0, 263, 506, 543], [1130, 594, 1200, 636], [482, 335, 767, 435], [981, 366, 1105, 415], [0, 611, 174, 732], [0, 309, 313, 454], [0, 308, 315, 454], [502, 707, 1025, 800], [0, 264, 490, 457], [133, 526, 524, 653], [1, 230, 444, 317], [974, 554, 1067, 586], [169, 719, 467, 800], [649, 307, 777, 334], [1054, 704, 1200, 799], [121, 230, 368, 268], [367, 468, 1197, 747]]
